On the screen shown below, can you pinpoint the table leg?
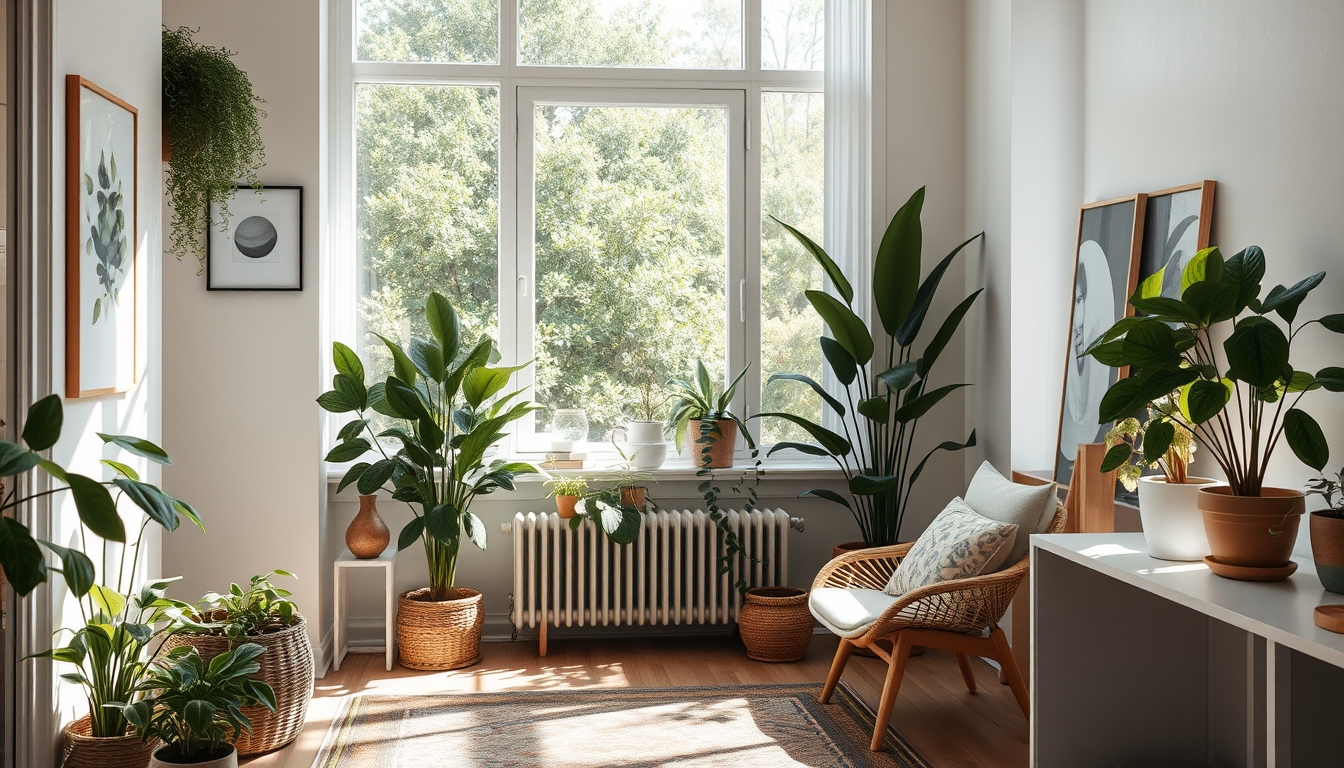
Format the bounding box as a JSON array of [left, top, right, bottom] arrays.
[[333, 567, 344, 672], [385, 563, 395, 671]]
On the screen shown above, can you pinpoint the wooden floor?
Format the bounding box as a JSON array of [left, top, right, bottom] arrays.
[[243, 634, 1027, 767]]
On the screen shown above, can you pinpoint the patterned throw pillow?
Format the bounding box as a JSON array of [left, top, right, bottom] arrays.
[[884, 498, 1019, 597]]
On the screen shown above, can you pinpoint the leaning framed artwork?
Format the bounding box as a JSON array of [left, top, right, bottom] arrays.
[[66, 75, 138, 399], [1137, 180, 1216, 299], [206, 185, 303, 291], [1054, 193, 1147, 488]]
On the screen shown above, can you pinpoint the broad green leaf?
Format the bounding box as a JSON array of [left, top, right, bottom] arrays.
[[1098, 377, 1148, 423], [337, 462, 369, 494], [876, 362, 919, 393], [37, 540, 94, 598], [850, 475, 898, 495], [97, 434, 171, 465], [1084, 316, 1144, 357], [1224, 316, 1290, 388], [374, 333, 418, 386], [819, 337, 857, 386], [22, 395, 63, 451], [911, 287, 980, 379], [908, 430, 977, 484], [39, 459, 69, 483], [1142, 419, 1176, 464], [756, 412, 850, 455], [89, 584, 127, 617], [0, 518, 47, 595], [857, 397, 889, 424], [596, 503, 641, 546], [338, 418, 370, 442], [357, 459, 396, 495], [332, 342, 364, 383], [184, 700, 216, 733], [382, 378, 431, 422], [1181, 246, 1223, 292], [67, 474, 125, 542], [1129, 296, 1202, 325], [874, 186, 924, 335], [99, 459, 138, 481], [463, 364, 528, 409], [1316, 366, 1344, 392], [769, 216, 853, 304], [1319, 314, 1344, 333], [1185, 379, 1232, 425], [896, 232, 982, 346], [398, 516, 425, 551], [798, 488, 852, 510], [893, 383, 969, 423], [1121, 320, 1178, 366], [1100, 443, 1132, 473], [424, 504, 458, 546], [1220, 245, 1265, 314], [408, 337, 446, 382], [333, 374, 367, 412], [173, 498, 206, 532], [766, 441, 831, 458], [114, 478, 180, 532], [426, 292, 461, 361], [1284, 409, 1329, 471], [1260, 271, 1325, 324], [316, 390, 356, 413], [1089, 341, 1129, 367], [767, 373, 846, 416], [806, 290, 873, 365], [462, 510, 487, 551], [1136, 266, 1166, 300], [1281, 371, 1320, 394], [324, 438, 371, 463], [1182, 280, 1237, 324], [0, 441, 41, 477]]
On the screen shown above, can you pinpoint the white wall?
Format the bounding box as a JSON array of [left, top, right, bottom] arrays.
[[50, 0, 163, 745], [160, 0, 327, 653]]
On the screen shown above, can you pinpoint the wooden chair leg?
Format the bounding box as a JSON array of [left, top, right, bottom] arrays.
[[819, 638, 855, 704], [870, 633, 914, 751], [954, 652, 977, 693], [989, 627, 1029, 717]]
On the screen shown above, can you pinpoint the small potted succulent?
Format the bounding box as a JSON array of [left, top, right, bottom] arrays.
[[1102, 400, 1219, 561], [162, 570, 312, 756], [666, 360, 754, 468], [546, 476, 588, 518], [1307, 467, 1344, 593]]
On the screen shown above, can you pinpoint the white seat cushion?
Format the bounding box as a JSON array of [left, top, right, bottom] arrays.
[[809, 587, 899, 639]]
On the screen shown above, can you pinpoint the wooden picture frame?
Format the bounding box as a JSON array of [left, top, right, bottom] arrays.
[[206, 185, 304, 291], [1053, 193, 1147, 488], [1137, 180, 1216, 299], [65, 75, 139, 399]]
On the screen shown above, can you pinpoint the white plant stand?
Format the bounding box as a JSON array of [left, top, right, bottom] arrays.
[[333, 546, 396, 672]]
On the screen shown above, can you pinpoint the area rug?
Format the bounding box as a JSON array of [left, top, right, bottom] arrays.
[[312, 682, 930, 767]]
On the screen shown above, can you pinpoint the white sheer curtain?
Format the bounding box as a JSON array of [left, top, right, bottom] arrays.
[[823, 0, 873, 427]]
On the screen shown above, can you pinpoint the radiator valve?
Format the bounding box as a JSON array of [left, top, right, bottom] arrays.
[[790, 517, 805, 532]]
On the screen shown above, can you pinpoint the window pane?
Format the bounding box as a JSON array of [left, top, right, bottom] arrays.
[[761, 0, 824, 70], [356, 84, 500, 385], [761, 92, 824, 444], [357, 0, 499, 63], [532, 104, 728, 443], [520, 0, 743, 69]]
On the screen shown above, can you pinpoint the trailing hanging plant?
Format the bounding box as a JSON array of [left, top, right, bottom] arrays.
[[162, 26, 266, 272]]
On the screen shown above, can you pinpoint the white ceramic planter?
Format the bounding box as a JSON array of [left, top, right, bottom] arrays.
[[150, 744, 238, 768], [1138, 475, 1220, 561], [617, 420, 664, 444], [611, 421, 668, 469]]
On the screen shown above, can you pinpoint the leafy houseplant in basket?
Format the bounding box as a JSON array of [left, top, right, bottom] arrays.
[[761, 187, 982, 548], [1306, 467, 1344, 593], [161, 571, 313, 756], [317, 291, 539, 670], [1102, 402, 1219, 561], [162, 26, 266, 272], [114, 643, 275, 768], [1083, 245, 1344, 580], [666, 360, 755, 469]]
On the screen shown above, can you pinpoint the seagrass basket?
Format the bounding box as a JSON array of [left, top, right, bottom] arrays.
[[738, 587, 813, 662], [62, 714, 158, 768], [397, 587, 484, 670], [160, 613, 313, 756]]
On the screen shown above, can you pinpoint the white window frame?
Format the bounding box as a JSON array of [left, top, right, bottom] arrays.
[[329, 0, 825, 458]]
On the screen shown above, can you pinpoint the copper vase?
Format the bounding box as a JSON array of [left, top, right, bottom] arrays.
[[347, 495, 390, 558]]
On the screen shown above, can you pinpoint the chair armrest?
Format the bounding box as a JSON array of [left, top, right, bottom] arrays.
[[862, 557, 1030, 638], [811, 543, 914, 592]]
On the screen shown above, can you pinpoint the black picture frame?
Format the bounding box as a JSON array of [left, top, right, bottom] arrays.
[[206, 185, 304, 291]]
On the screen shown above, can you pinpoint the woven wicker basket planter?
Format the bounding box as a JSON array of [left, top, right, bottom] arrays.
[[397, 587, 484, 671], [738, 587, 813, 663], [160, 614, 314, 756], [62, 714, 159, 768]]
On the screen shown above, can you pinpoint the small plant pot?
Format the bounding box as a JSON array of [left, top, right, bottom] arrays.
[[1311, 512, 1344, 594], [832, 541, 871, 559], [62, 715, 159, 768], [1199, 486, 1304, 579], [687, 419, 737, 468], [556, 495, 579, 518], [621, 486, 646, 509], [1137, 476, 1219, 561], [150, 744, 238, 768], [738, 587, 813, 662], [397, 587, 484, 670]]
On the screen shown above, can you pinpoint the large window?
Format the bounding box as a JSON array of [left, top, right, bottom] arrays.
[[339, 0, 824, 454]]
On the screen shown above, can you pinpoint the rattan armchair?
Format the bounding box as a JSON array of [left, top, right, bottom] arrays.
[[814, 500, 1067, 751]]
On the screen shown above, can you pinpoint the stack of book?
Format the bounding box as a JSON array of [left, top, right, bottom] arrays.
[[540, 449, 587, 470]]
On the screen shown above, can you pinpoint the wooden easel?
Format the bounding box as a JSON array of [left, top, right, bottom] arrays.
[[1009, 442, 1118, 683]]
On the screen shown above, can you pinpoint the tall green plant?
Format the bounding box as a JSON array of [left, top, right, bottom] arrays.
[[1083, 245, 1344, 496], [162, 26, 267, 271], [762, 187, 981, 545], [318, 292, 539, 599]]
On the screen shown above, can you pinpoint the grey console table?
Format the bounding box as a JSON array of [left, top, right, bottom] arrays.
[[1032, 533, 1344, 768]]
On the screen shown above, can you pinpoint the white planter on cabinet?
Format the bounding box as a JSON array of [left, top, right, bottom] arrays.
[[150, 745, 238, 768], [1137, 475, 1219, 561]]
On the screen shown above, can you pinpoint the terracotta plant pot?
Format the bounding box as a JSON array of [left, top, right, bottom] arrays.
[[1137, 476, 1219, 561], [150, 744, 238, 768], [738, 587, 813, 662], [621, 486, 646, 509], [556, 495, 579, 518], [396, 587, 484, 670], [832, 541, 870, 559], [62, 715, 159, 768], [1310, 512, 1344, 594], [687, 419, 737, 468], [1199, 486, 1304, 576], [347, 494, 391, 558]]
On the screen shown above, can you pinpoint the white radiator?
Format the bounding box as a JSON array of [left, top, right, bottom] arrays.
[[504, 509, 802, 655]]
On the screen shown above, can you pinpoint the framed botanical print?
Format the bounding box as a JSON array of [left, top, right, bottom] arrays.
[[206, 185, 303, 291], [1137, 181, 1216, 299], [65, 75, 138, 399], [1054, 193, 1147, 488]]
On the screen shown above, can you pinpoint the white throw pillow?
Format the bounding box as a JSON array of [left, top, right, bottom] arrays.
[[884, 497, 1018, 596], [964, 460, 1057, 567]]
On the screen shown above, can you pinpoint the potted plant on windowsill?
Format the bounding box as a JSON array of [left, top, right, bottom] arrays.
[[546, 476, 588, 518], [666, 361, 754, 469], [614, 344, 672, 469], [318, 291, 539, 670], [1306, 467, 1344, 593], [1102, 401, 1219, 561], [113, 644, 276, 768], [161, 570, 312, 756], [1083, 245, 1344, 580]]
